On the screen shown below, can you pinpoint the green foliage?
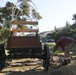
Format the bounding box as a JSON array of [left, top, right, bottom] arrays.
[[66, 21, 71, 31], [53, 30, 65, 41], [20, 2, 30, 18], [32, 9, 42, 20], [52, 23, 76, 41], [17, 24, 28, 29], [72, 14, 76, 22], [19, 2, 42, 20], [0, 27, 10, 42]]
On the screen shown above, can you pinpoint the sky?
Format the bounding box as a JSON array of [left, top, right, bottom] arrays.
[[0, 0, 76, 32]]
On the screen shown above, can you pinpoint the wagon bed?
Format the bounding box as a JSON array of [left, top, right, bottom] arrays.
[[6, 36, 40, 49]]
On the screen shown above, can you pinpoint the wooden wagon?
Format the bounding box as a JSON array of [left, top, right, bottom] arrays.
[[0, 0, 50, 72]]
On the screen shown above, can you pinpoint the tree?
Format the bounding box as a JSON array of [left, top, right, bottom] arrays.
[[54, 26, 58, 32], [0, 1, 42, 42], [65, 21, 71, 31], [72, 14, 76, 24], [0, 2, 13, 28], [32, 9, 42, 20], [0, 27, 10, 42]]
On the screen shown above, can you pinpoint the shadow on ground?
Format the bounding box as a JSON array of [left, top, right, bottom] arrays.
[[0, 58, 76, 75]]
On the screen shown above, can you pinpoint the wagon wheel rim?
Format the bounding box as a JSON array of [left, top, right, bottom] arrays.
[[43, 43, 50, 71], [0, 44, 5, 71]]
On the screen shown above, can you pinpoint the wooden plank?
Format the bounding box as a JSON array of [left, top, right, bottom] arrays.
[[12, 29, 39, 32], [7, 36, 40, 48], [11, 20, 38, 25]]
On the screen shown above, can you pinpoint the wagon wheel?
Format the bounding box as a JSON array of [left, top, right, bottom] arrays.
[[39, 41, 42, 49], [43, 43, 50, 71], [0, 44, 5, 71]]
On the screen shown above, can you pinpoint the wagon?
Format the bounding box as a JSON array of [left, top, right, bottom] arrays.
[[0, 0, 50, 71]]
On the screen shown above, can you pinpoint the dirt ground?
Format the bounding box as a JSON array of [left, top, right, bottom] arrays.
[[0, 57, 76, 75]]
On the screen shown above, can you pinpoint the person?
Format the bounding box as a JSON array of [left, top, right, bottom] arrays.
[[52, 37, 75, 65]]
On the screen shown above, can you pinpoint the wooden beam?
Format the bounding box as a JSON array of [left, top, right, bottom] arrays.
[[11, 20, 38, 25], [12, 29, 39, 32]]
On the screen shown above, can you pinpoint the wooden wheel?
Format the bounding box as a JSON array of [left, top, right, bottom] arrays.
[[43, 43, 50, 71], [0, 44, 5, 71]]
